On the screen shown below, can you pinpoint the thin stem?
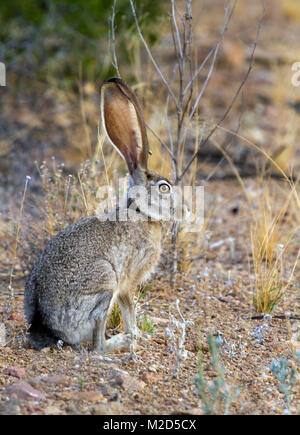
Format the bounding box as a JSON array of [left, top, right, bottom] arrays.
[[177, 1, 237, 159], [129, 0, 179, 110], [179, 0, 264, 182], [145, 121, 175, 160], [110, 0, 121, 78], [6, 176, 31, 314]]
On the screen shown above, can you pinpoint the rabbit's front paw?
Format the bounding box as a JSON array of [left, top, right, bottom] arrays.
[[104, 333, 136, 353], [130, 328, 140, 342]]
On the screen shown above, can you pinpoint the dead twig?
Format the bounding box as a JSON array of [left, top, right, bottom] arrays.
[[6, 176, 31, 314], [129, 0, 179, 109], [178, 0, 265, 182], [110, 0, 121, 78]]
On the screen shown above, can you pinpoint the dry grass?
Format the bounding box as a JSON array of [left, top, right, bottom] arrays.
[[250, 178, 299, 314]]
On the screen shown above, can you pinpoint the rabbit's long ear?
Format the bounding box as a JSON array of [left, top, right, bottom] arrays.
[[100, 78, 149, 174]]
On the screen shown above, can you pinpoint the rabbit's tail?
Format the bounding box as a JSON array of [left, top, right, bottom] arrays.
[[25, 276, 59, 350], [27, 306, 59, 350]]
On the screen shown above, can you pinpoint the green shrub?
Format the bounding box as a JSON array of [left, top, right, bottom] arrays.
[[196, 333, 241, 415]]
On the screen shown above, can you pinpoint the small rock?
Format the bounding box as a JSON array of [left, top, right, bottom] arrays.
[[118, 373, 146, 392], [65, 403, 79, 415], [200, 343, 209, 353], [4, 381, 46, 401], [43, 405, 61, 415], [42, 375, 69, 385], [75, 391, 104, 402], [107, 392, 119, 402], [141, 373, 161, 384], [172, 407, 204, 415], [149, 317, 169, 326], [164, 400, 174, 406], [0, 399, 21, 415], [9, 313, 23, 322], [91, 403, 123, 415], [4, 367, 26, 379], [186, 343, 198, 353], [99, 383, 117, 397], [0, 322, 6, 347]]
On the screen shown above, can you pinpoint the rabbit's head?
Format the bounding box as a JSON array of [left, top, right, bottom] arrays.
[[100, 78, 188, 223]]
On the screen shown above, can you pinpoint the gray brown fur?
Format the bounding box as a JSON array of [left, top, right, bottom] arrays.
[[24, 78, 182, 353], [25, 215, 161, 352]]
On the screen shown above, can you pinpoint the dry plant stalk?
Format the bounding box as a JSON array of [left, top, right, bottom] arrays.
[[164, 299, 193, 377], [6, 176, 31, 314], [250, 182, 299, 314]]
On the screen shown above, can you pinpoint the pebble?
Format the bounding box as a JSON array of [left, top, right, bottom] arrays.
[[4, 367, 26, 379], [91, 402, 123, 415], [42, 375, 69, 385], [75, 391, 104, 402], [114, 372, 146, 392], [149, 317, 169, 326], [0, 322, 6, 347], [0, 399, 21, 415], [9, 313, 23, 322], [43, 405, 61, 415], [4, 381, 46, 401]]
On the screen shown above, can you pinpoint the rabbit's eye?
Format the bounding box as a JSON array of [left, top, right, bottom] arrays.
[[159, 183, 170, 193]]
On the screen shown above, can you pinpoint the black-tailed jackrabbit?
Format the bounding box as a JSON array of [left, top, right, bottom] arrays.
[[24, 78, 185, 353]]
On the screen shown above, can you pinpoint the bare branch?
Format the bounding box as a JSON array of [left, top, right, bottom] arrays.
[[129, 0, 179, 109], [166, 94, 178, 180], [171, 0, 183, 59], [180, 43, 219, 143], [178, 0, 265, 182], [165, 61, 180, 180], [110, 0, 121, 78], [183, 46, 214, 96], [145, 121, 175, 160], [203, 104, 244, 184], [178, 0, 238, 150]]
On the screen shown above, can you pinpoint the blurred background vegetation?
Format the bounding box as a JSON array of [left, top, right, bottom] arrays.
[[0, 0, 166, 90], [1, 0, 300, 194]]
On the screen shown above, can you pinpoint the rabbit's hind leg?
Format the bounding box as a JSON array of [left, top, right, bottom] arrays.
[[92, 300, 134, 353], [92, 313, 110, 353], [91, 289, 115, 353], [93, 316, 132, 353], [93, 293, 137, 353]]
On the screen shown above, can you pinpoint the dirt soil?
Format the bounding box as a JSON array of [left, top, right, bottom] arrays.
[[0, 180, 299, 415]]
